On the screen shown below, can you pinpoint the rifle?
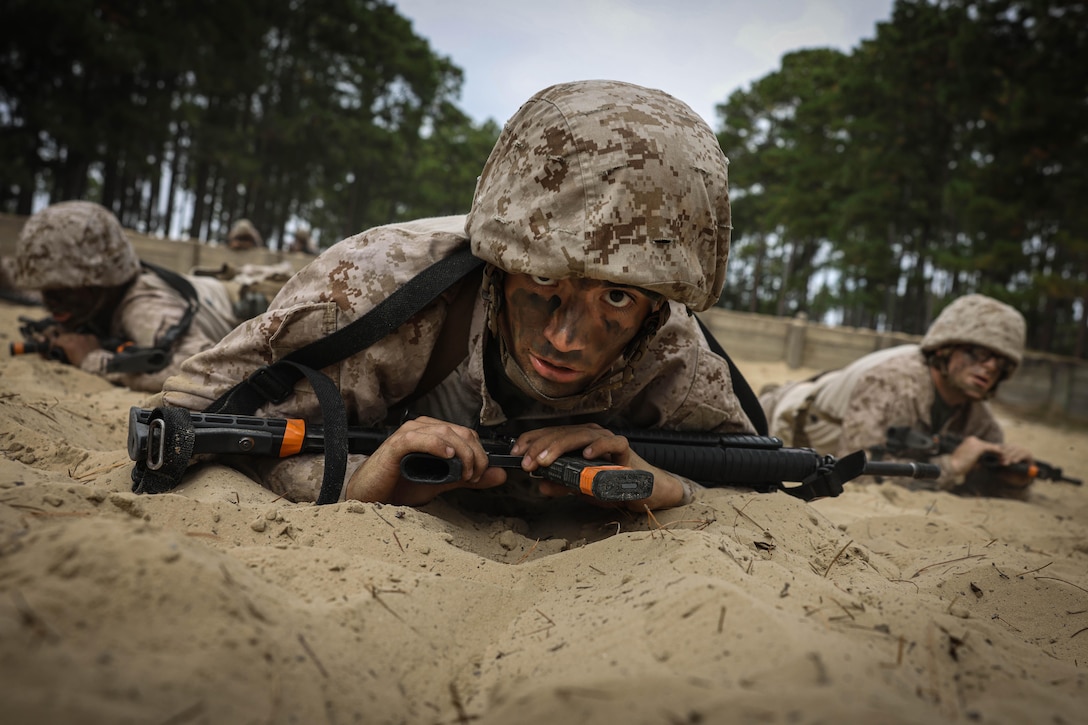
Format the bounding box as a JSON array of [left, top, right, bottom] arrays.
[[126, 407, 940, 503], [882, 426, 1081, 486], [9, 339, 67, 361], [9, 315, 171, 373], [9, 316, 67, 360]]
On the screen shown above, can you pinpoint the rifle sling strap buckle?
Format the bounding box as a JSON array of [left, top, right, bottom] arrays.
[[246, 364, 297, 405], [131, 407, 196, 495], [146, 417, 167, 471]]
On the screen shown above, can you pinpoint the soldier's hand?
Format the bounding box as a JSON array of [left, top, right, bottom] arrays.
[[511, 423, 685, 511], [997, 442, 1033, 467], [344, 416, 506, 505], [995, 442, 1035, 488], [949, 435, 1004, 480], [46, 331, 101, 367]]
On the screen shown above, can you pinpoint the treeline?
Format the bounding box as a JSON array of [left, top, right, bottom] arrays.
[[0, 0, 500, 249], [2, 1, 1085, 358], [716, 0, 1088, 357]]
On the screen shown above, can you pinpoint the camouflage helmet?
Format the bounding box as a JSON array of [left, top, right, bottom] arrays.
[[466, 80, 731, 312], [227, 219, 263, 249], [920, 294, 1026, 369], [13, 201, 140, 289]]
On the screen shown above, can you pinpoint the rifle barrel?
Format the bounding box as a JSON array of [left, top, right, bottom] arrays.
[[864, 461, 941, 480]]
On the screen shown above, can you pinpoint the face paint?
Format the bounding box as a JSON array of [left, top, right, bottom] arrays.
[[42, 287, 111, 327], [499, 273, 657, 399], [942, 345, 1008, 401]]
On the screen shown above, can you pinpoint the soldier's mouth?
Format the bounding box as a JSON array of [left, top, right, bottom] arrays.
[[969, 372, 993, 388], [529, 353, 583, 383]]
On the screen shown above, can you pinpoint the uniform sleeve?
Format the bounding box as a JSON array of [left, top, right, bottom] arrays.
[[623, 308, 756, 435], [614, 312, 756, 502], [836, 367, 919, 458], [79, 285, 225, 393], [964, 406, 1004, 445], [157, 297, 365, 502], [160, 224, 469, 503], [838, 364, 967, 490]]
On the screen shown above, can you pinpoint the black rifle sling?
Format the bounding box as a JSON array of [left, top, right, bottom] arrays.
[[103, 261, 201, 374], [203, 247, 485, 504], [140, 261, 200, 351], [694, 314, 769, 436], [132, 406, 196, 495]]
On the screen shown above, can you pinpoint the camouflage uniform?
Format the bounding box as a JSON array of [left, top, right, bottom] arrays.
[[80, 271, 237, 391], [162, 80, 756, 503], [760, 295, 1026, 491], [13, 201, 238, 393]]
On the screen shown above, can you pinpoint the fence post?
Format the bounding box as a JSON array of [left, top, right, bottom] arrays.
[[1048, 361, 1072, 417], [785, 312, 808, 369]]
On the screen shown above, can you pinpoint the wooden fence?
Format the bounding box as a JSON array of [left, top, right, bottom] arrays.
[[3, 212, 1085, 422], [699, 308, 1088, 423]]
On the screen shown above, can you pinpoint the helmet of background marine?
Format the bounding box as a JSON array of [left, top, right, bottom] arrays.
[[227, 219, 263, 249], [13, 201, 140, 289], [466, 79, 731, 313], [920, 294, 1026, 372]]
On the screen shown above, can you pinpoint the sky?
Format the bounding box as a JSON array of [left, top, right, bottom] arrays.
[[391, 0, 898, 129]]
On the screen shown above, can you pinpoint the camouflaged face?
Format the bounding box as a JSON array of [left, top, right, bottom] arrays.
[[13, 201, 140, 289], [466, 80, 731, 312], [920, 294, 1026, 367]]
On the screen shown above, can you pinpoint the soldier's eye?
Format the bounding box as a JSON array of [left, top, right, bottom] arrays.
[[531, 276, 556, 286], [605, 289, 634, 309]]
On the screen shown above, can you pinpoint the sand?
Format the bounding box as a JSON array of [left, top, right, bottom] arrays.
[[0, 298, 1085, 724]]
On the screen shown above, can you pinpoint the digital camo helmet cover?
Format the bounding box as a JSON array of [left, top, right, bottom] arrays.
[[227, 219, 263, 247], [466, 80, 731, 312], [14, 200, 140, 289], [921, 294, 1027, 369]]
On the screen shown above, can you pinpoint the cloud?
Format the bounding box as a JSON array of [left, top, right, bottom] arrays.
[[393, 0, 893, 127]]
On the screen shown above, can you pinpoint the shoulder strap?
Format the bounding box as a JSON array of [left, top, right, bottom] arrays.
[[206, 247, 484, 416], [103, 261, 201, 374], [140, 260, 200, 350], [201, 247, 485, 504], [400, 264, 483, 408], [694, 314, 769, 436]]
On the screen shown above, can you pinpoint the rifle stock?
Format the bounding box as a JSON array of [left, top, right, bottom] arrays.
[[127, 407, 940, 503]]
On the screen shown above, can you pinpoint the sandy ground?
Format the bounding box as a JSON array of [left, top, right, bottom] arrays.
[[0, 298, 1085, 725]]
